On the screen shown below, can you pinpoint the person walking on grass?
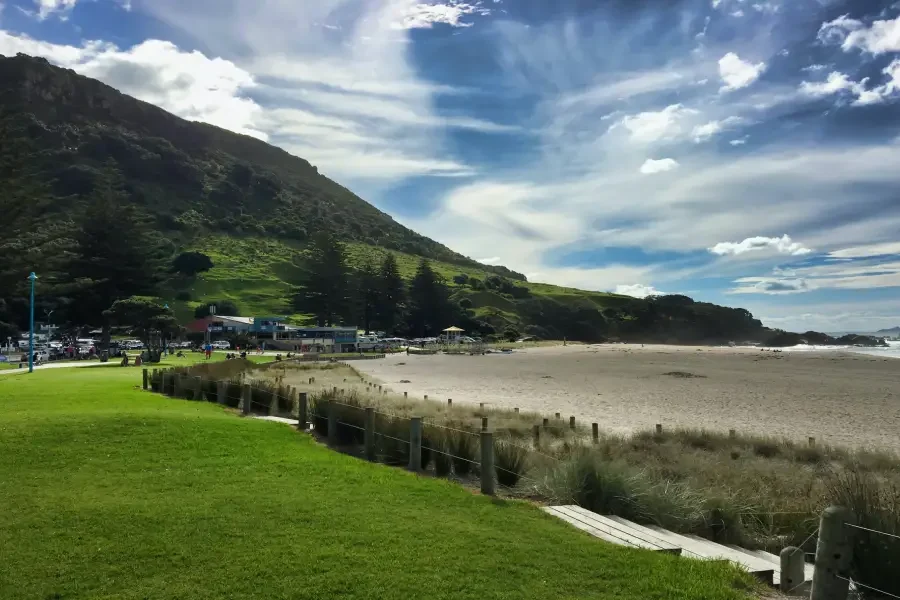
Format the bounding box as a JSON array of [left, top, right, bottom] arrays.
[[205, 342, 212, 360]]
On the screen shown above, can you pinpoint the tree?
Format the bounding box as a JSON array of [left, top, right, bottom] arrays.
[[292, 232, 350, 326], [172, 251, 214, 276], [376, 253, 406, 335], [193, 300, 240, 319], [407, 259, 451, 337], [65, 167, 169, 350], [103, 297, 177, 362], [503, 326, 520, 342], [354, 259, 379, 334]]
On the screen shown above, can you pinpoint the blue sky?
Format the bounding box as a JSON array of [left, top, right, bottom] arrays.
[[2, 0, 900, 331]]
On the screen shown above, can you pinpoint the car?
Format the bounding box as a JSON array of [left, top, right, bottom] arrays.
[[211, 340, 231, 350]]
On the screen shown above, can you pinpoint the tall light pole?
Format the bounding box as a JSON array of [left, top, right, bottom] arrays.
[[163, 303, 169, 357], [28, 272, 37, 373]]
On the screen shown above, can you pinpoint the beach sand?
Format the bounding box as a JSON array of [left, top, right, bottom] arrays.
[[352, 344, 900, 450]]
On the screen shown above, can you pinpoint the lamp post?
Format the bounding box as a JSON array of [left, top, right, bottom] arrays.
[[162, 304, 169, 357], [28, 272, 37, 373]]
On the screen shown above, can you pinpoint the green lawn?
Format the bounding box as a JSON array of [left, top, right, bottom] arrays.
[[0, 367, 757, 599]]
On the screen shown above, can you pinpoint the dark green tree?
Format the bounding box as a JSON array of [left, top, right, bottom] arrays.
[[65, 167, 169, 350], [103, 296, 177, 362], [355, 259, 379, 334], [376, 253, 406, 335], [292, 232, 350, 326], [172, 251, 214, 276], [407, 259, 451, 337]]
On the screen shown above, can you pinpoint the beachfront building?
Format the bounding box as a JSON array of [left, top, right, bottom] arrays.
[[186, 315, 254, 335], [271, 326, 359, 353], [442, 326, 464, 343]]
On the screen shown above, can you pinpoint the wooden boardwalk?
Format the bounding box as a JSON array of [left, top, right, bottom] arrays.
[[543, 506, 814, 589]]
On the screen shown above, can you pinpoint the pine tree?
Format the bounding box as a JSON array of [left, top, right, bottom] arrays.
[[65, 167, 169, 349], [376, 253, 406, 335], [355, 259, 379, 334], [407, 259, 451, 337], [292, 232, 350, 326]]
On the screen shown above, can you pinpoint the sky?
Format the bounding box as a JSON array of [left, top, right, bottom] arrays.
[[2, 0, 900, 332]]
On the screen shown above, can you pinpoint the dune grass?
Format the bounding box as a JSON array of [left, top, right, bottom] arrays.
[[0, 365, 757, 600]]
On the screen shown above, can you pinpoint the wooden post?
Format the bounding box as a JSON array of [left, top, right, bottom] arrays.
[[532, 424, 540, 448], [779, 547, 806, 594], [378, 385, 382, 392], [404, 391, 408, 398], [173, 373, 183, 398], [162, 372, 172, 396], [479, 402, 485, 413], [327, 402, 337, 445], [298, 392, 308, 430], [655, 423, 663, 435], [810, 506, 855, 600], [242, 384, 251, 415], [142, 368, 149, 390], [808, 436, 816, 448], [364, 407, 376, 461], [481, 417, 488, 432], [333, 386, 338, 394], [514, 407, 519, 413], [729, 429, 736, 439], [569, 416, 576, 430], [480, 432, 495, 496], [424, 394, 428, 401], [217, 380, 227, 405], [592, 423, 599, 444], [542, 417, 549, 428], [554, 412, 560, 420], [308, 377, 313, 385], [193, 376, 202, 401], [446, 398, 450, 406], [409, 417, 422, 472]]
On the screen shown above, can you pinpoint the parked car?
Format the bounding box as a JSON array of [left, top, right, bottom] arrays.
[[211, 340, 231, 350]]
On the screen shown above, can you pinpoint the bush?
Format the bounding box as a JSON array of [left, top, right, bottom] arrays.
[[503, 327, 520, 342], [447, 428, 477, 476], [494, 440, 529, 487], [172, 251, 214, 276]]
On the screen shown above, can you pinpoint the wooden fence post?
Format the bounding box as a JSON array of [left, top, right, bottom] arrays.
[[409, 417, 422, 472], [481, 417, 489, 432], [569, 416, 576, 430], [193, 376, 202, 401], [173, 374, 183, 398], [327, 402, 337, 445], [533, 424, 540, 448], [216, 380, 226, 405], [554, 412, 560, 420], [729, 429, 736, 439], [364, 407, 375, 461], [810, 506, 855, 600], [514, 407, 519, 413], [592, 423, 599, 444], [542, 417, 549, 429], [242, 384, 251, 415], [655, 423, 663, 435], [297, 392, 308, 430], [779, 547, 806, 594], [404, 391, 408, 398], [162, 372, 171, 396], [480, 432, 495, 496], [142, 368, 149, 390]]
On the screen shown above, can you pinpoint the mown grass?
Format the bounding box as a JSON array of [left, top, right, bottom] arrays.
[[0, 366, 757, 600]]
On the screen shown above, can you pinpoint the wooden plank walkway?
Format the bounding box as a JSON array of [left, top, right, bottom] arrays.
[[543, 505, 820, 589]]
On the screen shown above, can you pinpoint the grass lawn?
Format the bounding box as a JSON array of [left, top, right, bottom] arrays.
[[0, 367, 757, 600]]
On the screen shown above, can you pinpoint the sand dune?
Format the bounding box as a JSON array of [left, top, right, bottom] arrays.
[[352, 344, 900, 450]]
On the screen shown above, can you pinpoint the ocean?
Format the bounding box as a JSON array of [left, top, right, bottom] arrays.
[[768, 340, 900, 359]]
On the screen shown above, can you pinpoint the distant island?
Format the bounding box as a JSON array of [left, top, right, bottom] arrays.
[[875, 326, 900, 336]]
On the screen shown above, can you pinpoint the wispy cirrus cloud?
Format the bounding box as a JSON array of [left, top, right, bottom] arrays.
[[391, 1, 492, 30]]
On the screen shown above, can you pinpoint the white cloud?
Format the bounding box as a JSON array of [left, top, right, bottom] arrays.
[[718, 52, 766, 92], [799, 62, 900, 106], [615, 104, 697, 143], [392, 2, 491, 30], [691, 116, 743, 142], [729, 277, 811, 294], [640, 158, 679, 174], [818, 14, 900, 55], [729, 136, 748, 146], [33, 0, 76, 20], [752, 2, 779, 14], [477, 256, 502, 265], [801, 63, 829, 72], [730, 9, 744, 17], [615, 284, 664, 298], [829, 241, 900, 259], [709, 235, 812, 256]]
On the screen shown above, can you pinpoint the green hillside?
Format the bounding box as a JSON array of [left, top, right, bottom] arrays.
[[0, 52, 773, 344]]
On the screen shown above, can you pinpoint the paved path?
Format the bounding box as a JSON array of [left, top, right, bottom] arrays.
[[0, 361, 118, 376]]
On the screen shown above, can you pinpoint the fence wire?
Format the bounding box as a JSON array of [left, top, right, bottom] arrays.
[[836, 576, 900, 600], [845, 522, 900, 541]]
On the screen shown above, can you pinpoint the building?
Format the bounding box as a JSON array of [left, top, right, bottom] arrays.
[[185, 314, 359, 353], [186, 315, 254, 335]]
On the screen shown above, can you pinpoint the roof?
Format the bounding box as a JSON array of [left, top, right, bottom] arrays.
[[443, 326, 465, 332], [217, 315, 254, 325]]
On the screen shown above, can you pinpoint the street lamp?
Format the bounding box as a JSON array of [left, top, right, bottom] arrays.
[[163, 303, 169, 357], [28, 272, 37, 373]]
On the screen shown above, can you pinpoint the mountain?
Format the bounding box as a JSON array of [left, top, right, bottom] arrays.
[[0, 51, 875, 347], [875, 327, 900, 335]]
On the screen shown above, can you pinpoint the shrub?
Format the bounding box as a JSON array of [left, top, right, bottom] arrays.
[[428, 429, 452, 477], [494, 440, 529, 487], [172, 251, 214, 276], [447, 429, 478, 476]]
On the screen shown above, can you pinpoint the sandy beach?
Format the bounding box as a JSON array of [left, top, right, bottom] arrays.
[[352, 344, 900, 450]]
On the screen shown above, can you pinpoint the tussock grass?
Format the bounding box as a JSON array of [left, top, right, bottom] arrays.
[[494, 439, 530, 487]]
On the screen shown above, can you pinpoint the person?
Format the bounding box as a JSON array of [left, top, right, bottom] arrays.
[[205, 342, 212, 360], [120, 352, 130, 367]]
